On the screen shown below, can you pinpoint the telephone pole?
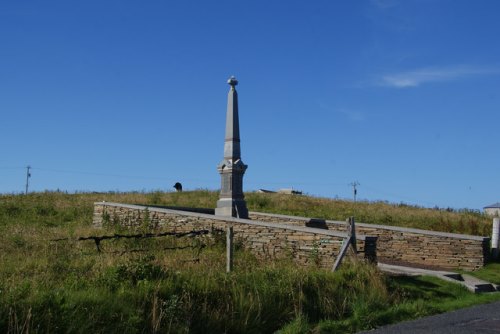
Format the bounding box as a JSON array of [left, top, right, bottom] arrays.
[[350, 181, 359, 203], [25, 166, 31, 195]]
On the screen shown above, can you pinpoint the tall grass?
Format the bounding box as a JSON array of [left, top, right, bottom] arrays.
[[0, 191, 498, 333], [0, 190, 490, 235], [0, 199, 388, 332], [245, 193, 491, 236]]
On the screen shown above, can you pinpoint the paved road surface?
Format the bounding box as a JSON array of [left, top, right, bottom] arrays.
[[359, 301, 500, 333]]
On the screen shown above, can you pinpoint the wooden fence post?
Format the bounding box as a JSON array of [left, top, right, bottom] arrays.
[[332, 217, 357, 271], [226, 225, 234, 273], [349, 216, 357, 254]]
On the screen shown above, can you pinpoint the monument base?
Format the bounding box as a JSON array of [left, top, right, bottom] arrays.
[[215, 198, 249, 219]]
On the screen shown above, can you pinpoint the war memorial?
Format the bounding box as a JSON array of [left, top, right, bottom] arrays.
[[91, 77, 494, 279]]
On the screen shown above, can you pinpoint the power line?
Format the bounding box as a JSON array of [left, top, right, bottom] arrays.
[[0, 165, 463, 208], [0, 165, 352, 189], [31, 167, 173, 181], [0, 166, 25, 170], [24, 167, 350, 187], [245, 180, 347, 187]]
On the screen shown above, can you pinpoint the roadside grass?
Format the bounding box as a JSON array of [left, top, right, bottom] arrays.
[[280, 275, 500, 333], [0, 191, 498, 333]]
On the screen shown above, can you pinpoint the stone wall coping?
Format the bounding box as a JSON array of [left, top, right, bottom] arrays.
[[249, 211, 489, 242], [95, 202, 372, 241]]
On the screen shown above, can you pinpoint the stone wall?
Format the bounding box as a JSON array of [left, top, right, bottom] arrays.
[[93, 203, 376, 269], [249, 212, 490, 271]]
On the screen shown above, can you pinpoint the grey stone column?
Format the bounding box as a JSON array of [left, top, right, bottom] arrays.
[[215, 76, 249, 218], [492, 217, 500, 259]]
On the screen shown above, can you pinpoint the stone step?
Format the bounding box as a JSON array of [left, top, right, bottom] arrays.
[[460, 274, 498, 293], [378, 263, 499, 294]]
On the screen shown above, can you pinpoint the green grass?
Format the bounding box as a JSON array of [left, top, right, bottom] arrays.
[[0, 191, 498, 333]]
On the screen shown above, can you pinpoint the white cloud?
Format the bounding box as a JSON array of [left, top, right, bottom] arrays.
[[380, 65, 500, 88]]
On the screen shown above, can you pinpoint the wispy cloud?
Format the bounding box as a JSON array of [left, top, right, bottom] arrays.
[[337, 108, 366, 122], [380, 65, 500, 88], [317, 102, 366, 122]]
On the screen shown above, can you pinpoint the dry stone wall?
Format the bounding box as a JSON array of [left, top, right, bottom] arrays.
[[249, 212, 490, 271], [93, 203, 376, 269]]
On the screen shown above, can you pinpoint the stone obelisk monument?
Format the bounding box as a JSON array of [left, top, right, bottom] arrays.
[[215, 76, 249, 218]]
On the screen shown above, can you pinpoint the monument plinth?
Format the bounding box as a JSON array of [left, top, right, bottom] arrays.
[[215, 76, 249, 218]]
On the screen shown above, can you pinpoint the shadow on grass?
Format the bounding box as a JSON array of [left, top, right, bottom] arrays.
[[388, 276, 460, 300]]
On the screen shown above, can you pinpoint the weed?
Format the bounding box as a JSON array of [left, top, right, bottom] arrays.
[[139, 208, 151, 234], [102, 211, 111, 226]]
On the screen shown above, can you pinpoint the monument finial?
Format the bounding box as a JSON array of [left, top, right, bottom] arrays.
[[227, 76, 238, 87]]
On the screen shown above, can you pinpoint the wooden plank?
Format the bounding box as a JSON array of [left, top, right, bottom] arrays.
[[332, 237, 351, 271]]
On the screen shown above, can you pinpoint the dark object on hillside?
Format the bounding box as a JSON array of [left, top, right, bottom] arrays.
[[173, 182, 183, 192], [305, 219, 328, 229], [278, 188, 303, 195]]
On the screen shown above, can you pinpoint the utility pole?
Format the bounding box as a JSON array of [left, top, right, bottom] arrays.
[[25, 166, 31, 195], [350, 181, 359, 203]]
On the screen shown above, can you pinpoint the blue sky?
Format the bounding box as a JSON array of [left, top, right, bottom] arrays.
[[1, 0, 499, 210]]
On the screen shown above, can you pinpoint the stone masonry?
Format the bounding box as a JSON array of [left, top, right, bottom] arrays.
[[249, 212, 490, 271], [92, 203, 489, 271], [93, 202, 377, 269]]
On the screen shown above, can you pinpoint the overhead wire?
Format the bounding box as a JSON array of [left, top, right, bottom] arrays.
[[0, 165, 446, 207]]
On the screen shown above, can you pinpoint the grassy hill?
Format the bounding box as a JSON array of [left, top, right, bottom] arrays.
[[0, 190, 490, 234], [0, 191, 497, 333]]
